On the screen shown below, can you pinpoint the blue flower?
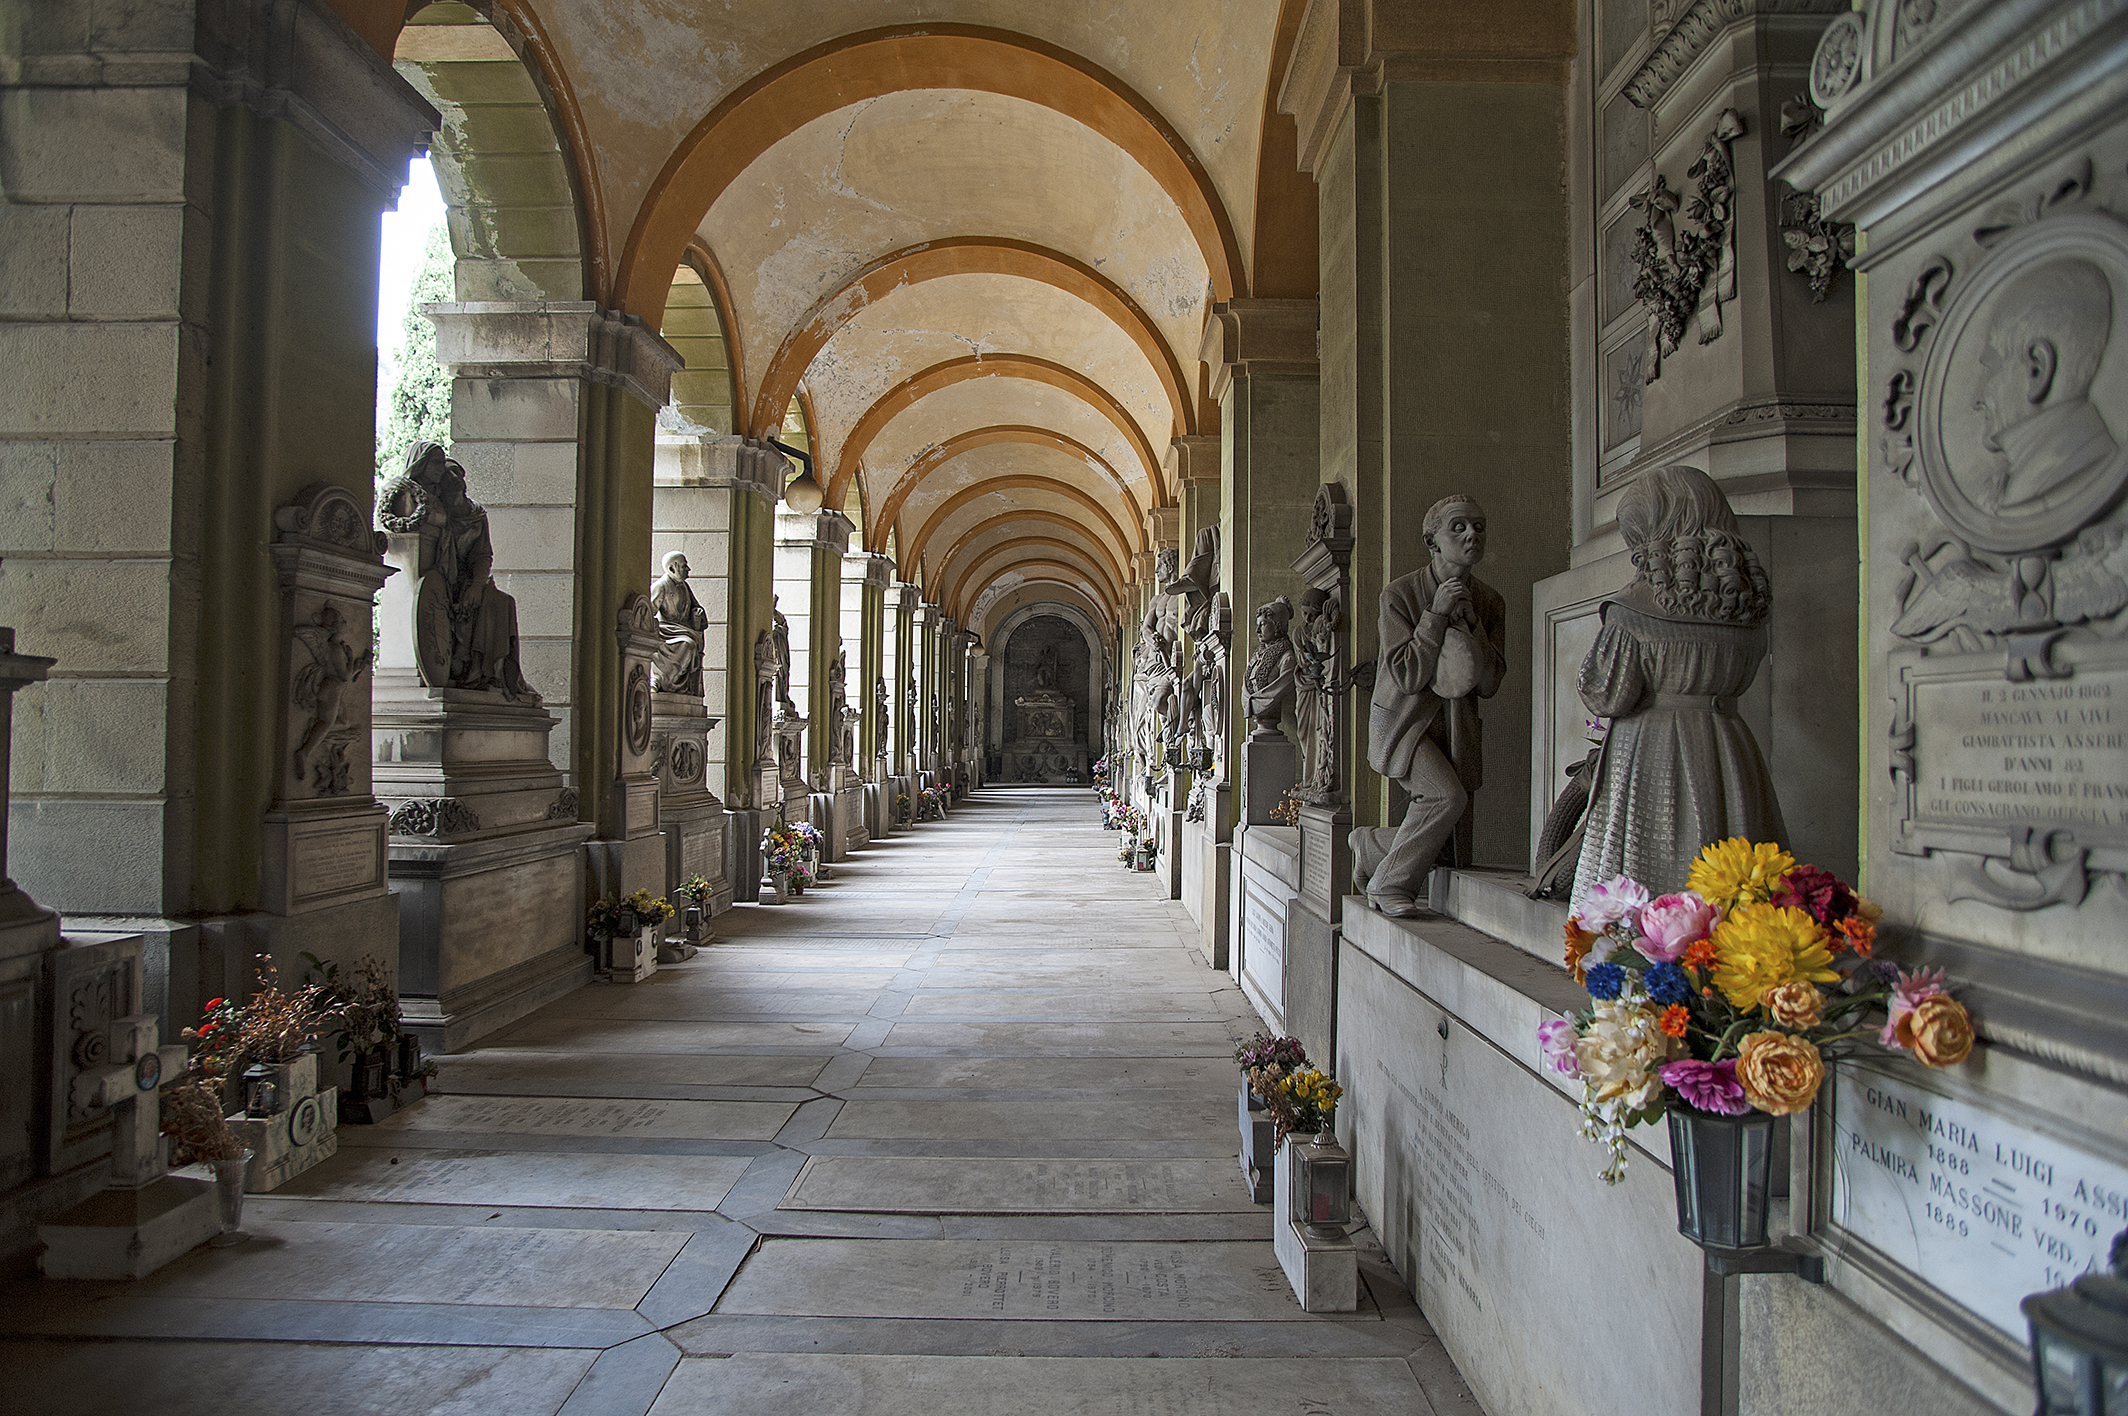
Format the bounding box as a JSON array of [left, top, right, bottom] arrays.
[[1645, 962, 1692, 1006], [1585, 963, 1626, 1001]]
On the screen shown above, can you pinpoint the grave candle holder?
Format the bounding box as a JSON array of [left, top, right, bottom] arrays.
[[1289, 1123, 1351, 1240], [2022, 1231, 2128, 1416], [242, 1063, 283, 1118]]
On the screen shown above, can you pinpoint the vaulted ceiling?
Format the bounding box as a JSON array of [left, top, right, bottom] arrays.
[[358, 0, 1316, 634]]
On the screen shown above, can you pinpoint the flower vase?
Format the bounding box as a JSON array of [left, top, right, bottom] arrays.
[[209, 1148, 255, 1246], [1668, 1106, 1776, 1251]]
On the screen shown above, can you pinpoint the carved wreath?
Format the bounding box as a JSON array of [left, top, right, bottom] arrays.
[[1629, 109, 1745, 380]]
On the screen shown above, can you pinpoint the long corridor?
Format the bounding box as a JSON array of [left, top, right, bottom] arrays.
[[4, 790, 1476, 1415]]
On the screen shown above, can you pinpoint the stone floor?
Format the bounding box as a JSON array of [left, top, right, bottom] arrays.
[[2, 788, 1479, 1415]]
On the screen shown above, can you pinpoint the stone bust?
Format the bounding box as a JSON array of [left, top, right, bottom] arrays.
[[1351, 495, 1507, 916], [1242, 595, 1296, 738], [650, 551, 710, 696], [380, 441, 539, 703]]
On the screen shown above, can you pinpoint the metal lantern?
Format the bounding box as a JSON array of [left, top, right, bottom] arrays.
[[242, 1062, 283, 1118], [1289, 1123, 1352, 1240], [352, 1050, 388, 1100], [397, 1033, 422, 1081], [2023, 1233, 2128, 1416]]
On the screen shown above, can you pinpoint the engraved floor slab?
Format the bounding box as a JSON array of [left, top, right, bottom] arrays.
[[147, 1219, 687, 1308], [824, 1097, 1231, 1142], [436, 1052, 833, 1094], [649, 1354, 1432, 1416], [898, 991, 1226, 1019], [481, 1020, 857, 1053], [715, 1239, 1337, 1321], [374, 1095, 799, 1141], [781, 1157, 1264, 1214], [278, 1149, 753, 1211], [878, 1022, 1240, 1055], [851, 1057, 1228, 1090], [0, 1339, 595, 1416]]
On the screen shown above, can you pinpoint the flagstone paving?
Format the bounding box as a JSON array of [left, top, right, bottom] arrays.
[[1, 787, 1477, 1415]]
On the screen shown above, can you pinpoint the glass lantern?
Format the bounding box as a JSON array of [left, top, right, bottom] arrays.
[[242, 1062, 282, 1117], [1290, 1124, 1352, 1241], [397, 1033, 422, 1081], [2024, 1233, 2128, 1416]]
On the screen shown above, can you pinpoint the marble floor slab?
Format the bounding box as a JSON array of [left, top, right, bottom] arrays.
[[374, 1095, 799, 1141], [483, 1020, 858, 1053], [877, 1021, 1240, 1055], [780, 1157, 1263, 1214], [897, 991, 1226, 1019], [850, 1056, 1229, 1090], [715, 1239, 1328, 1322], [824, 1097, 1231, 1142], [436, 1052, 833, 1094], [649, 1354, 1435, 1416], [277, 1149, 754, 1211], [0, 1340, 595, 1416], [147, 1219, 688, 1308]]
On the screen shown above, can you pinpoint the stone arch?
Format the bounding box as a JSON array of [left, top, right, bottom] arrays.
[[989, 600, 1110, 767], [614, 25, 1245, 325], [905, 476, 1140, 580], [931, 510, 1131, 610], [753, 239, 1195, 443], [869, 430, 1143, 557], [950, 545, 1123, 623], [943, 534, 1126, 617], [833, 356, 1170, 508]]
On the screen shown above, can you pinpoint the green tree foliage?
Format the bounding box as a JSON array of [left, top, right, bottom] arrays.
[[376, 224, 455, 482]]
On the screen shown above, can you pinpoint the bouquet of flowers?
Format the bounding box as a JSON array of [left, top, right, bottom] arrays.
[[1542, 837, 1975, 1183], [1268, 788, 1303, 828], [301, 952, 400, 1065], [587, 888, 674, 942], [896, 792, 913, 823], [1276, 1068, 1344, 1139], [763, 821, 807, 877], [676, 875, 715, 909], [1235, 1033, 1309, 1102], [181, 954, 345, 1110]]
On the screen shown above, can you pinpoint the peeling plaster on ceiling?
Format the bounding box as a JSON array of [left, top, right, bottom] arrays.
[[922, 489, 1133, 581], [941, 519, 1123, 596], [859, 378, 1148, 508], [699, 90, 1211, 410], [530, 0, 1278, 289], [799, 273, 1174, 477]]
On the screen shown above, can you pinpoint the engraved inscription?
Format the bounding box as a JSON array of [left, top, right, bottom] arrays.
[[1832, 1064, 2128, 1340], [1910, 668, 2128, 842], [292, 827, 381, 899]]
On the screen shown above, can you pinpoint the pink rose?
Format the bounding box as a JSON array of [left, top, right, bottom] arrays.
[[1880, 966, 1946, 1047], [1634, 891, 1719, 963], [1538, 1018, 1580, 1078], [1578, 875, 1652, 933]]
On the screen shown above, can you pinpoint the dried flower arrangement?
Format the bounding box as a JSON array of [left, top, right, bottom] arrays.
[[159, 1074, 246, 1168], [303, 952, 399, 1064], [181, 954, 343, 1101]]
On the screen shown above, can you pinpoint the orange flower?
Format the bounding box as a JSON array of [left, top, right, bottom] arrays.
[[1835, 916, 1875, 957], [1564, 920, 1599, 983], [1658, 1004, 1690, 1038], [1682, 938, 1718, 971], [1900, 995, 1975, 1068]]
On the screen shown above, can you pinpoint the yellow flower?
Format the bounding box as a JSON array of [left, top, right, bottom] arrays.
[[1687, 837, 1796, 912], [1710, 903, 1839, 1011]]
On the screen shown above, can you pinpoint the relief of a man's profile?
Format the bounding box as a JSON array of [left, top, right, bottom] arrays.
[[1971, 258, 2118, 513]]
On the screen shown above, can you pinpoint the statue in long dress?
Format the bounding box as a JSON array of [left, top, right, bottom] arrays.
[[1034, 646, 1059, 691], [1293, 587, 1340, 799], [752, 627, 779, 766], [381, 442, 539, 703], [650, 551, 709, 695], [1351, 495, 1507, 916], [1569, 465, 1784, 909]]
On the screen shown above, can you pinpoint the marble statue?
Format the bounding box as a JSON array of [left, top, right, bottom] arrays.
[[827, 649, 854, 766], [771, 597, 796, 715], [752, 627, 780, 764], [381, 441, 538, 702], [1569, 465, 1784, 910], [650, 551, 709, 696], [1293, 586, 1340, 798], [874, 677, 890, 758], [1196, 595, 1229, 760], [1034, 646, 1059, 690], [1242, 595, 1296, 738], [1164, 527, 1220, 640], [1351, 495, 1507, 917]]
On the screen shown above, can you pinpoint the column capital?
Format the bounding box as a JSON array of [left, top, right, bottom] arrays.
[[654, 434, 782, 499], [1278, 0, 1574, 177], [1199, 299, 1320, 402], [775, 508, 854, 552], [842, 550, 894, 587], [1164, 435, 1224, 489], [1145, 505, 1181, 550], [427, 302, 684, 412]]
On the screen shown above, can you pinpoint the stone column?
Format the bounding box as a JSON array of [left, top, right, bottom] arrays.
[[426, 301, 684, 796], [885, 582, 919, 815], [654, 433, 777, 902], [1283, 2, 1575, 870], [914, 601, 943, 779], [593, 595, 664, 981], [773, 509, 853, 790]]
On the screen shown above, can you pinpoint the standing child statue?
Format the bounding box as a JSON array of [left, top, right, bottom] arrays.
[[1570, 465, 1784, 909]]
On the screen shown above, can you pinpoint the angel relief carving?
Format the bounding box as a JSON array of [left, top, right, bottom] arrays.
[[292, 602, 372, 795]]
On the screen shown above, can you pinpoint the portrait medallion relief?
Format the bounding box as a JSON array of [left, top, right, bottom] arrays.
[[1916, 214, 2128, 555], [624, 664, 655, 758]]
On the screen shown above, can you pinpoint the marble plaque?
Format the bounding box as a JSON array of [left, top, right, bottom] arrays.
[[1831, 1063, 2128, 1339], [780, 1157, 1262, 1214], [281, 1149, 753, 1211], [292, 824, 383, 899], [714, 1239, 1318, 1321], [373, 1094, 796, 1141], [650, 1354, 1430, 1416], [1898, 656, 2128, 848]]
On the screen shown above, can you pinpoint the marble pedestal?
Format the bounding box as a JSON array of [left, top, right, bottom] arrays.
[[36, 1176, 218, 1280], [652, 693, 732, 917], [1239, 734, 1299, 826], [1271, 1135, 1358, 1313], [1233, 824, 1301, 1030], [1180, 782, 1231, 970], [226, 1053, 339, 1192], [375, 682, 594, 1053]]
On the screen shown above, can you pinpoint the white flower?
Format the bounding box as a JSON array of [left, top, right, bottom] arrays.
[[1577, 875, 1652, 933], [1573, 998, 1674, 1113]]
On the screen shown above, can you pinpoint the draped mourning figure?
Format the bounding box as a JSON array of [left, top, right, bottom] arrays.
[[1293, 587, 1340, 800], [650, 552, 710, 695], [1352, 495, 1507, 916], [382, 442, 539, 703], [1569, 465, 1785, 911]]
